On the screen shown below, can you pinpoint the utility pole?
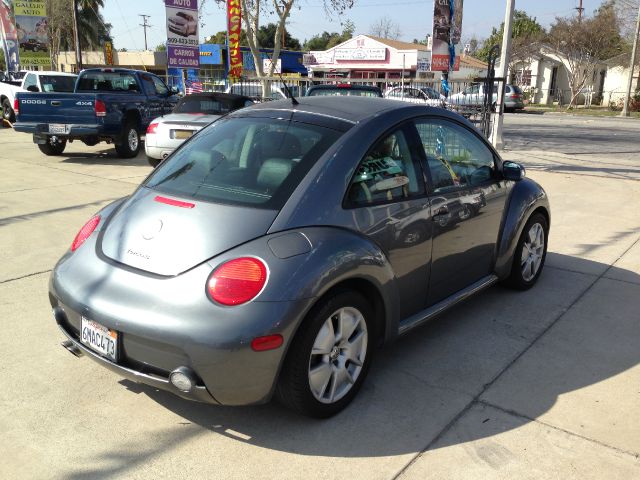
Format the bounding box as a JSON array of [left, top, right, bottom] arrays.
[[491, 0, 515, 149], [139, 14, 151, 51], [576, 0, 584, 22], [72, 0, 82, 72], [621, 3, 640, 117]]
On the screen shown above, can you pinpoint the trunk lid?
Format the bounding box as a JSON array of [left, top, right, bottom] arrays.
[[100, 188, 277, 276], [16, 92, 98, 124]]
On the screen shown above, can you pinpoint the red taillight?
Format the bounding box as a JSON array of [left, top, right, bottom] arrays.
[[13, 98, 19, 116], [207, 257, 268, 306], [147, 122, 159, 134], [510, 94, 518, 99], [71, 215, 101, 251], [95, 99, 106, 117], [251, 335, 283, 352]]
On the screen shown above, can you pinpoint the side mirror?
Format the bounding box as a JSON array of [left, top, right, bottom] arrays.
[[502, 161, 525, 181], [27, 85, 39, 92], [169, 86, 179, 95]]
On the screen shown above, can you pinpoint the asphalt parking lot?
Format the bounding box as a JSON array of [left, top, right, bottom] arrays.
[[1, 115, 639, 479]]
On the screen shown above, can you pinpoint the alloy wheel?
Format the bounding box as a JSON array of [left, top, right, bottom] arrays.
[[521, 222, 545, 282], [308, 307, 368, 404]]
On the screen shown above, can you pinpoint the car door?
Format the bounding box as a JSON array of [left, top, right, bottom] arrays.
[[151, 75, 177, 114], [412, 118, 508, 306], [140, 74, 164, 124], [345, 124, 433, 319]]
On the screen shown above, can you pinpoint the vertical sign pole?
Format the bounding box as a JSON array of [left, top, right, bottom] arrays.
[[621, 4, 640, 117], [491, 0, 515, 149], [73, 0, 83, 71]]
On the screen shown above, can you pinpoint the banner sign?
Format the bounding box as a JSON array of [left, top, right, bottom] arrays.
[[226, 0, 242, 77], [165, 0, 199, 68], [103, 40, 114, 65], [199, 43, 222, 65], [14, 0, 48, 67], [334, 48, 386, 61], [431, 0, 463, 72], [0, 0, 20, 71]]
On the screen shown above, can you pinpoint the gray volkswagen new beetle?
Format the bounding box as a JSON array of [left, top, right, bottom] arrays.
[[49, 96, 550, 418]]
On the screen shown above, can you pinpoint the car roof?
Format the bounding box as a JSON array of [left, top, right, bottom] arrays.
[[236, 95, 467, 125], [307, 84, 382, 91]]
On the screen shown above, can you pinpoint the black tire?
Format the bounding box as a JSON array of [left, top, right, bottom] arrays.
[[115, 121, 141, 158], [504, 212, 549, 290], [276, 290, 375, 418], [2, 98, 15, 123], [147, 156, 162, 168], [37, 136, 67, 156]]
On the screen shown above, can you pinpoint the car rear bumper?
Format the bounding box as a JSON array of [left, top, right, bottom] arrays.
[[48, 245, 311, 406], [14, 122, 103, 138], [144, 143, 178, 160]]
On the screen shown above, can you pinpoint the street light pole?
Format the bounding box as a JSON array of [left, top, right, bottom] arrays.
[[491, 0, 515, 149], [621, 4, 640, 118]]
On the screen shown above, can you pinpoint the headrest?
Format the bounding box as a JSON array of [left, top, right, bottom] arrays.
[[257, 158, 293, 191]]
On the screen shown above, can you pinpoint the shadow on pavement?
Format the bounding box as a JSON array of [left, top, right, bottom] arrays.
[[57, 148, 149, 168], [82, 252, 639, 466]]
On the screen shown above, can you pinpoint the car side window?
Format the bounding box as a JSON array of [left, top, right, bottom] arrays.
[[152, 76, 169, 96], [414, 119, 496, 193], [346, 128, 424, 207], [23, 73, 37, 90]]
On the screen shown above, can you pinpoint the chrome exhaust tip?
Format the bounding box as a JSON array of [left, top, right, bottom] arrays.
[[61, 340, 83, 358]]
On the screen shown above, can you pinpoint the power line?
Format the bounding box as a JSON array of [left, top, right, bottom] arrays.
[[139, 14, 152, 51]]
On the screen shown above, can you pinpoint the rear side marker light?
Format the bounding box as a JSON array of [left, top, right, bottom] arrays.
[[207, 257, 268, 306], [251, 335, 283, 352], [154, 195, 195, 208], [13, 98, 19, 115], [71, 215, 101, 251]]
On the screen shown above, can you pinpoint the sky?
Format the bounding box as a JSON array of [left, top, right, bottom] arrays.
[[103, 0, 606, 51]]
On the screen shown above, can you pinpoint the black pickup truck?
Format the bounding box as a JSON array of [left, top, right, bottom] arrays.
[[14, 68, 179, 158]]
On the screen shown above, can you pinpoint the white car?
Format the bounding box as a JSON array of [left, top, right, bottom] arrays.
[[384, 86, 446, 107], [1, 70, 77, 123], [168, 12, 197, 37], [145, 92, 254, 167], [226, 82, 302, 102]]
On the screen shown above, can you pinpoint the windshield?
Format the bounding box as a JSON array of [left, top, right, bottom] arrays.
[[76, 72, 139, 92], [40, 75, 76, 92], [307, 87, 381, 97], [174, 96, 252, 114], [145, 116, 343, 209]]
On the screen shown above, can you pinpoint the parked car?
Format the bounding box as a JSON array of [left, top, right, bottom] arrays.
[[226, 82, 302, 101], [20, 38, 47, 52], [49, 97, 549, 418], [13, 68, 179, 158], [168, 12, 197, 37], [145, 92, 254, 167], [306, 84, 383, 97], [448, 83, 525, 112], [1, 71, 77, 123], [384, 86, 445, 106]]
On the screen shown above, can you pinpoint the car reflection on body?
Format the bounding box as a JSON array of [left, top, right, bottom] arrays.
[[145, 92, 254, 167], [49, 97, 550, 418], [384, 86, 446, 107]]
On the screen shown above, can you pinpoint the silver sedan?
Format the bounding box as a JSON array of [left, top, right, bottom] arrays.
[[145, 92, 254, 167]]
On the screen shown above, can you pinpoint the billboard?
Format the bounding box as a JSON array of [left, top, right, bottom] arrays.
[[0, 0, 20, 71], [165, 0, 199, 68], [14, 0, 49, 68], [431, 0, 463, 72], [227, 0, 242, 78]]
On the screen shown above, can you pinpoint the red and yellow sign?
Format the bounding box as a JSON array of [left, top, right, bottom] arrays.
[[104, 41, 114, 65], [227, 0, 242, 78]]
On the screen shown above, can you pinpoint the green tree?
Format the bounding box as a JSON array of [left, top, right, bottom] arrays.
[[476, 10, 545, 62], [155, 43, 167, 52], [304, 21, 355, 51], [256, 23, 301, 50]]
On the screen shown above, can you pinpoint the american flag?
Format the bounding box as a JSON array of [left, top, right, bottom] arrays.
[[185, 80, 203, 95]]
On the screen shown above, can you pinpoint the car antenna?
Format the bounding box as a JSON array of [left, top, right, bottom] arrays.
[[276, 70, 299, 106]]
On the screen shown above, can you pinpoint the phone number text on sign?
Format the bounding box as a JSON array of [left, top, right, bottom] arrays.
[[167, 37, 199, 47]]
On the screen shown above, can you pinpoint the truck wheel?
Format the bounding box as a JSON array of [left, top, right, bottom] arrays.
[[37, 136, 67, 156], [2, 98, 15, 123], [115, 121, 141, 158]]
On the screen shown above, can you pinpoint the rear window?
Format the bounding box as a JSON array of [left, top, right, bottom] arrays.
[[40, 75, 75, 92], [145, 117, 343, 209], [511, 85, 523, 94], [174, 96, 252, 114], [307, 87, 381, 97], [76, 72, 139, 92]]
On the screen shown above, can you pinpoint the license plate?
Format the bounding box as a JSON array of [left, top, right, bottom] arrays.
[[173, 129, 193, 139], [80, 317, 118, 362], [48, 124, 68, 135]]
